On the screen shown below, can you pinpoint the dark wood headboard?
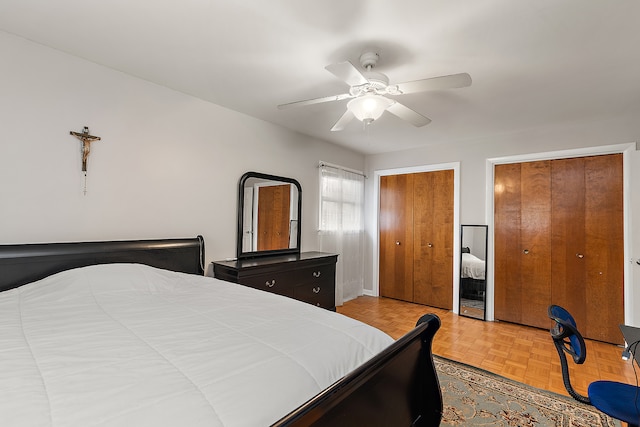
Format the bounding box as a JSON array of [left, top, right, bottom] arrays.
[[0, 236, 205, 292]]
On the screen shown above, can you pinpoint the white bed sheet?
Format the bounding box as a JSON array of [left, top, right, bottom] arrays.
[[0, 263, 393, 427], [461, 252, 485, 280]]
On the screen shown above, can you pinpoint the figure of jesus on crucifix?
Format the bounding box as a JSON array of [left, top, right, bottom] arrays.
[[70, 126, 101, 194]]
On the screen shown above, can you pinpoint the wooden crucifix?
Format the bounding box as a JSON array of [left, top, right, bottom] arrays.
[[70, 126, 102, 195], [70, 126, 101, 172]]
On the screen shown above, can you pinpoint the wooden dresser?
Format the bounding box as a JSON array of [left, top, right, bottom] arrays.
[[212, 252, 338, 311]]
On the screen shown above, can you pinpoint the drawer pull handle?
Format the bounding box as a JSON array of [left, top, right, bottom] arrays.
[[523, 249, 529, 255], [313, 271, 321, 278], [265, 280, 275, 287], [313, 287, 321, 294], [576, 253, 584, 259]]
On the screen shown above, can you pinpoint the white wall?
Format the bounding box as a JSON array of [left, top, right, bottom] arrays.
[[365, 117, 640, 326], [0, 31, 365, 270], [3, 30, 639, 325]]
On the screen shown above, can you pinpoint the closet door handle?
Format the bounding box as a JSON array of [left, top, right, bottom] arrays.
[[576, 253, 584, 259], [523, 249, 529, 255]]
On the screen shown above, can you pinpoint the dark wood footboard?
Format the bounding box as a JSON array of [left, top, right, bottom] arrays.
[[272, 313, 443, 427]]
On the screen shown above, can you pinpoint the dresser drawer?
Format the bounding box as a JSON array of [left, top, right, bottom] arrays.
[[290, 263, 336, 286], [294, 282, 334, 310], [240, 273, 294, 298]]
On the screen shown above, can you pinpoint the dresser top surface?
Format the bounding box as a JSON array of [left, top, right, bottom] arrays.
[[213, 251, 338, 269]]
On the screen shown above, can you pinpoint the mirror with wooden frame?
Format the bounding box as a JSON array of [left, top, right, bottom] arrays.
[[459, 224, 488, 320], [237, 172, 302, 260]]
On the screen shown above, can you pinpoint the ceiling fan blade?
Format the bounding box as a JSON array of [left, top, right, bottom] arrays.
[[394, 73, 472, 95], [386, 102, 431, 127], [277, 93, 352, 110], [325, 61, 369, 87], [331, 109, 355, 132]]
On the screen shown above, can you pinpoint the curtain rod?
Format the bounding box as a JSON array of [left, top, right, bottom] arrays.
[[318, 161, 367, 178]]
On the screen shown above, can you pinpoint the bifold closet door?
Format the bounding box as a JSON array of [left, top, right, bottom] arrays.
[[379, 174, 414, 301], [551, 154, 624, 343], [494, 161, 552, 329], [379, 170, 454, 308], [495, 154, 624, 343], [413, 170, 454, 309]]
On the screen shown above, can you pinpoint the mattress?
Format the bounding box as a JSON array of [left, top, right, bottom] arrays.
[[0, 263, 393, 427], [461, 252, 485, 280]]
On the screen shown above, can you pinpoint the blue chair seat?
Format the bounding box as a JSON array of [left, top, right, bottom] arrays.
[[588, 381, 640, 427]]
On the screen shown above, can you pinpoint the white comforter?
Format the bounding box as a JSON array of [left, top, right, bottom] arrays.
[[461, 252, 485, 280], [0, 264, 393, 427]]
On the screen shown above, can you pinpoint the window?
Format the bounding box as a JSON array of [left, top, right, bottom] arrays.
[[318, 163, 365, 305], [319, 166, 364, 232]]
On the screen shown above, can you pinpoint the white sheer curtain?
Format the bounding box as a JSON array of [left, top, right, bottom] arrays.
[[318, 164, 365, 306]]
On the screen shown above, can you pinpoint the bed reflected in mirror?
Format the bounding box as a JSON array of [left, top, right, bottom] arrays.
[[459, 224, 488, 320]]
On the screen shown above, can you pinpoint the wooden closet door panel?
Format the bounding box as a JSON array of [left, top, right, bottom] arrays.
[[519, 161, 552, 329], [584, 154, 624, 343], [429, 170, 454, 309], [551, 158, 587, 323], [413, 170, 454, 309], [379, 174, 414, 301], [494, 163, 524, 323], [413, 172, 435, 305]]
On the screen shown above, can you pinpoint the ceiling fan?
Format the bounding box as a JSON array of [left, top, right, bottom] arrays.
[[277, 51, 472, 131]]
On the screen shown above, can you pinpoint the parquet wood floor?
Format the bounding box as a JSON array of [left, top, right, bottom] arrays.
[[337, 296, 638, 398]]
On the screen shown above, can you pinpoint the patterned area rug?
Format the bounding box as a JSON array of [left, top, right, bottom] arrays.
[[435, 356, 621, 426]]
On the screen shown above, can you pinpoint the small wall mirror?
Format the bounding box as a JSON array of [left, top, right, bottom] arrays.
[[459, 224, 488, 320], [237, 172, 302, 259]]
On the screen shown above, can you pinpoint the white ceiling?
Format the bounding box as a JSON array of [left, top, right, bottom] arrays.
[[1, 0, 640, 154]]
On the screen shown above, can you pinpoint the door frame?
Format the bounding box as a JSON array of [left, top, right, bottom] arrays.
[[372, 162, 461, 313], [486, 143, 635, 323]]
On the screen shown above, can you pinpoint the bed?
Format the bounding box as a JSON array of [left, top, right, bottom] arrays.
[[0, 236, 442, 427], [460, 251, 485, 281], [460, 250, 486, 301]]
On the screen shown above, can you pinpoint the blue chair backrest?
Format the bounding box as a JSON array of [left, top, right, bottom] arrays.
[[548, 305, 587, 364]]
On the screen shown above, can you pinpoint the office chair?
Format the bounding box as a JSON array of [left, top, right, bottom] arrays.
[[548, 305, 639, 427]]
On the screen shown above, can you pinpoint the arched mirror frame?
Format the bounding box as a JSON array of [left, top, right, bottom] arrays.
[[236, 171, 302, 260], [459, 224, 488, 320]]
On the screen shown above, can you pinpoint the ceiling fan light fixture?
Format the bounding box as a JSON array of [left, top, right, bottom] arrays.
[[347, 94, 394, 124]]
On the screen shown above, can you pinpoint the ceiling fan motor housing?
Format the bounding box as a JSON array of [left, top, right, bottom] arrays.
[[350, 70, 389, 96], [356, 51, 393, 95], [363, 71, 388, 89]]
